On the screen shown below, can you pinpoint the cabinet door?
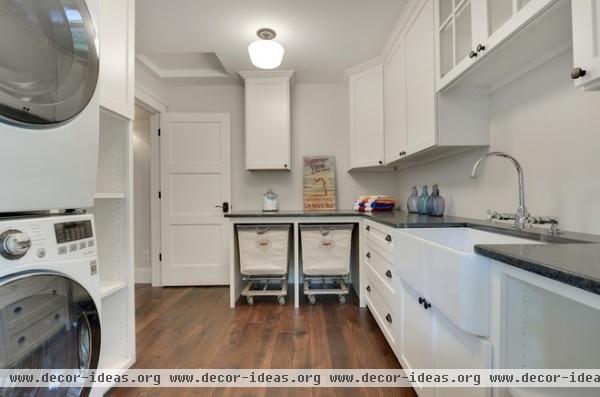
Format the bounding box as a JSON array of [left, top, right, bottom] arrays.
[[406, 0, 437, 155], [349, 65, 385, 168], [244, 77, 291, 170], [384, 37, 407, 164], [400, 282, 434, 397], [572, 0, 600, 90], [478, 0, 556, 57], [99, 0, 135, 119], [435, 0, 480, 90], [433, 310, 492, 397]]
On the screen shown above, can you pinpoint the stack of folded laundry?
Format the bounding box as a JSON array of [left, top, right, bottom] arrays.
[[353, 195, 397, 212]]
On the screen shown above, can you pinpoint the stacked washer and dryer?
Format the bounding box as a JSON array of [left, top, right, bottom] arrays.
[[0, 0, 102, 395]]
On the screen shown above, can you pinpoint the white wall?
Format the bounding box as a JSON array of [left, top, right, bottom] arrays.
[[133, 105, 152, 283], [163, 83, 399, 210], [397, 51, 600, 235]]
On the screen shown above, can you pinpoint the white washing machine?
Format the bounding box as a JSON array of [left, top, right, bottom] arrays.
[[0, 213, 101, 396], [0, 0, 100, 213]]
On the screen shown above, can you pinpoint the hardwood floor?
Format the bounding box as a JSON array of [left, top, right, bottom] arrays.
[[108, 285, 417, 397]]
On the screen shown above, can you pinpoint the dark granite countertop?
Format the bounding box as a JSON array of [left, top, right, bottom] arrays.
[[226, 209, 600, 295]]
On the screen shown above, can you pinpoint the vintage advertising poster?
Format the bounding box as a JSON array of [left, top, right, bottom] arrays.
[[303, 156, 337, 211]]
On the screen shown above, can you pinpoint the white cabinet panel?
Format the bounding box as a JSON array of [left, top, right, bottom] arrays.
[[384, 37, 408, 164], [400, 282, 434, 397], [349, 65, 385, 168], [406, 0, 437, 155], [572, 0, 600, 90], [241, 71, 293, 170], [99, 0, 135, 119]]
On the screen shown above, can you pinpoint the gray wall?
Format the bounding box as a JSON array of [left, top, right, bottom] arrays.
[[163, 83, 399, 211], [396, 51, 600, 234]]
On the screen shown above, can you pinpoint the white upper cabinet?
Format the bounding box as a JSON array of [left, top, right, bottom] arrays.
[[571, 0, 600, 90], [384, 37, 407, 164], [406, 0, 438, 155], [240, 71, 293, 171], [99, 0, 135, 119], [435, 0, 480, 89], [436, 0, 565, 91], [349, 65, 385, 169]]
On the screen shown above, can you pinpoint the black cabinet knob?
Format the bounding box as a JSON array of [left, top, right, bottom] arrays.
[[385, 270, 392, 279], [18, 336, 26, 345], [378, 160, 383, 165], [476, 44, 486, 53], [366, 252, 371, 259], [418, 297, 424, 305], [385, 235, 392, 243], [469, 50, 477, 59], [365, 226, 371, 232], [571, 67, 587, 79], [13, 306, 22, 314], [385, 313, 393, 324], [366, 285, 371, 292], [424, 301, 432, 310]]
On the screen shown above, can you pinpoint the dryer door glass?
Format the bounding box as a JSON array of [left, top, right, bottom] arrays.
[[0, 0, 99, 126], [0, 273, 101, 397]]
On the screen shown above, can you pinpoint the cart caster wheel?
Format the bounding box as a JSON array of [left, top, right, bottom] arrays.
[[308, 295, 316, 305], [247, 297, 254, 306], [339, 295, 346, 304], [278, 296, 285, 306]]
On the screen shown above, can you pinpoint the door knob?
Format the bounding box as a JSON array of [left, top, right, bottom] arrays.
[[215, 202, 229, 213], [571, 67, 587, 79]]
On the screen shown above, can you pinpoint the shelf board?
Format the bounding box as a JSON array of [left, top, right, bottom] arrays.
[[100, 280, 127, 298], [95, 192, 126, 199]]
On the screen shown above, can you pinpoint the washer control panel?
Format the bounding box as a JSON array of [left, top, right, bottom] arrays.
[[0, 214, 96, 262]]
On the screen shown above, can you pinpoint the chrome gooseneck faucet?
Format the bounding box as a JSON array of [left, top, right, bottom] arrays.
[[470, 151, 559, 233]]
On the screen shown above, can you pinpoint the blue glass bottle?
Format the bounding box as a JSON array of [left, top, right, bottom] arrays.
[[427, 184, 445, 217], [417, 185, 429, 215]]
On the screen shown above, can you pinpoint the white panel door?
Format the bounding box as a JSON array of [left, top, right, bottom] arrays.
[[160, 113, 231, 286], [349, 65, 385, 168], [572, 0, 600, 90], [406, 0, 437, 155]]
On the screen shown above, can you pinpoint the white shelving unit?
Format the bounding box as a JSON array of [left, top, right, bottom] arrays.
[[90, 108, 135, 382]]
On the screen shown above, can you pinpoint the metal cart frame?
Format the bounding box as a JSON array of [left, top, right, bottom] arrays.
[[303, 276, 349, 304], [241, 275, 288, 306]]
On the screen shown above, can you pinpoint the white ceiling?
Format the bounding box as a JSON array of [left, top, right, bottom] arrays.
[[135, 0, 409, 84]]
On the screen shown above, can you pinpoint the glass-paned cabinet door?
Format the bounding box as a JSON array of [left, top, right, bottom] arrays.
[[436, 0, 479, 84]]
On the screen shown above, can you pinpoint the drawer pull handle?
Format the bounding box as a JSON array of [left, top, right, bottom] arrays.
[[385, 314, 392, 324], [385, 270, 392, 279], [365, 226, 371, 232], [418, 297, 425, 305], [13, 306, 22, 314], [366, 285, 371, 292], [385, 235, 392, 243], [17, 336, 26, 345], [366, 252, 371, 259]]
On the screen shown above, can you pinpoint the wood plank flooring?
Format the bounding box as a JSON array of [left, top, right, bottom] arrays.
[[108, 285, 417, 397]]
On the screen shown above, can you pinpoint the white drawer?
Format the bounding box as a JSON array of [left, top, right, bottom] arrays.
[[364, 242, 396, 298], [365, 277, 398, 352], [3, 294, 66, 332], [363, 219, 395, 255]]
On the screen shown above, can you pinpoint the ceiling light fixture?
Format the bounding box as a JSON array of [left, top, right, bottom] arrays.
[[248, 28, 285, 69]]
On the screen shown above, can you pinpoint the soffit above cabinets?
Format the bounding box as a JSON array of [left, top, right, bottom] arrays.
[[135, 0, 409, 84]]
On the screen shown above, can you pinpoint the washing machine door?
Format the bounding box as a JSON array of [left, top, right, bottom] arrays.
[[0, 272, 101, 397], [0, 0, 99, 127]]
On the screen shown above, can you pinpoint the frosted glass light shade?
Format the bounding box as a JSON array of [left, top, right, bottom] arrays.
[[248, 39, 285, 69]]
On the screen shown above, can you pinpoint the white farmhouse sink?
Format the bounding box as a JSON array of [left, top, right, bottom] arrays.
[[394, 228, 544, 336]]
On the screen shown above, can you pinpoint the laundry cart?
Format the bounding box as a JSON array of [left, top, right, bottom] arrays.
[[300, 224, 353, 304], [237, 224, 291, 305]]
